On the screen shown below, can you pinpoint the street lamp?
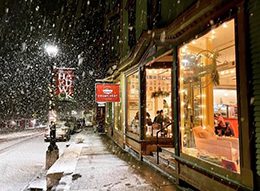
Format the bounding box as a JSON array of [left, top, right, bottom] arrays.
[[45, 44, 59, 118], [44, 43, 59, 169], [44, 44, 58, 57]]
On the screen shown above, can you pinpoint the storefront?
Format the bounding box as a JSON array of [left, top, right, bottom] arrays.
[[112, 77, 125, 148], [124, 48, 174, 156], [179, 18, 239, 168], [104, 0, 259, 190], [170, 1, 253, 190], [114, 0, 255, 190]]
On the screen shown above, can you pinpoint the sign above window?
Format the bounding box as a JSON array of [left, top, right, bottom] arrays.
[[95, 83, 120, 102]]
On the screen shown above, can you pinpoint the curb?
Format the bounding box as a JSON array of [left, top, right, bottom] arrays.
[[46, 143, 83, 190]]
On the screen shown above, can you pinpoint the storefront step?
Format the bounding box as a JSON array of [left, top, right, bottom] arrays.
[[161, 147, 175, 156], [154, 151, 176, 168], [142, 155, 178, 184]]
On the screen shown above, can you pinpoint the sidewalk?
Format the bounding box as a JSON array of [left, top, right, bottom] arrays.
[[36, 129, 178, 191]]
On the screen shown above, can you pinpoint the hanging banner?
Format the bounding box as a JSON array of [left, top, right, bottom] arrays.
[[54, 67, 75, 101], [95, 83, 120, 102]]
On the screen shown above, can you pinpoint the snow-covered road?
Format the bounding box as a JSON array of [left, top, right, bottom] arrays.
[[0, 132, 67, 191]]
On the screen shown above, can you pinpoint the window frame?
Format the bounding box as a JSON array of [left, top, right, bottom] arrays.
[[125, 68, 140, 137], [175, 13, 251, 182]]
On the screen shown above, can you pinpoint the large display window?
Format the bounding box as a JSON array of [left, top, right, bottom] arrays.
[[114, 102, 122, 131], [126, 72, 140, 135], [179, 19, 240, 173], [145, 68, 172, 138]]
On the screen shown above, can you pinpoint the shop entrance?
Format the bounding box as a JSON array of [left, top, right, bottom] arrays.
[[96, 103, 106, 133]]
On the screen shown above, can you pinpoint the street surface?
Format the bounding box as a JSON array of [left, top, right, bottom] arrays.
[[0, 130, 67, 191]]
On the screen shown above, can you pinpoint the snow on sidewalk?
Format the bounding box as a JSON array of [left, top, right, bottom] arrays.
[[53, 132, 155, 191], [46, 142, 83, 190]]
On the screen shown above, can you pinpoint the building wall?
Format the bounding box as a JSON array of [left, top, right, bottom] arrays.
[[247, 0, 260, 189], [160, 0, 196, 27], [121, 0, 130, 59], [135, 0, 147, 40], [116, 0, 198, 60]]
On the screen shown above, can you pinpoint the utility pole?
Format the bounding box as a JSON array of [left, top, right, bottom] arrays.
[[44, 44, 59, 170]]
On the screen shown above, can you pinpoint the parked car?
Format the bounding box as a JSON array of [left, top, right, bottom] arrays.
[[44, 122, 70, 142], [85, 120, 92, 127]]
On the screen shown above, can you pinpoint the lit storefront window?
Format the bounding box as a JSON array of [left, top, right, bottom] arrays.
[[179, 19, 240, 173], [126, 72, 140, 135], [146, 68, 172, 138]]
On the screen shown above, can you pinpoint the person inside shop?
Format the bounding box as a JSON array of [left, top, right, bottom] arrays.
[[153, 110, 164, 129], [153, 110, 160, 124], [146, 112, 153, 126], [145, 112, 153, 136], [214, 113, 226, 136], [151, 110, 161, 133], [224, 121, 235, 137], [153, 110, 169, 137]]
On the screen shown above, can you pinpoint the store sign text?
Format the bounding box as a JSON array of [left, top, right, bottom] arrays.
[[95, 83, 120, 102]]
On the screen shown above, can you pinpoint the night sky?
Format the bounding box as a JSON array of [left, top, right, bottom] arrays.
[[0, 0, 108, 121]]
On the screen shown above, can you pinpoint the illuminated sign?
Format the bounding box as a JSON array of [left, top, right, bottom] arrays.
[[54, 68, 75, 101], [95, 83, 120, 102]]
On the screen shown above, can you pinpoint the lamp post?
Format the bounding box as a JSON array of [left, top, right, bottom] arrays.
[[44, 44, 59, 169]]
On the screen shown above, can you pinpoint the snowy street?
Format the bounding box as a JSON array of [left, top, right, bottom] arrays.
[[0, 130, 67, 191]]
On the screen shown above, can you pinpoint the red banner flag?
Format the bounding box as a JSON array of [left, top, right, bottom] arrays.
[[54, 68, 75, 101], [95, 83, 120, 102]]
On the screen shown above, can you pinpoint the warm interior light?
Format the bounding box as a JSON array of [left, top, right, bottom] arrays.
[[222, 22, 228, 28]]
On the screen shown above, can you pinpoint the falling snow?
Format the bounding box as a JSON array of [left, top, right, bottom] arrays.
[[0, 0, 108, 123]]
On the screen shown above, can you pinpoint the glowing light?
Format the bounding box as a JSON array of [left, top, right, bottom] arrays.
[[210, 34, 216, 40], [181, 45, 188, 53], [222, 22, 228, 28], [181, 59, 189, 65], [44, 44, 59, 57]]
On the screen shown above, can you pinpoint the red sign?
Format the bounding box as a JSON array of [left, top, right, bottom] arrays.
[[95, 83, 120, 102], [54, 68, 75, 100]]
